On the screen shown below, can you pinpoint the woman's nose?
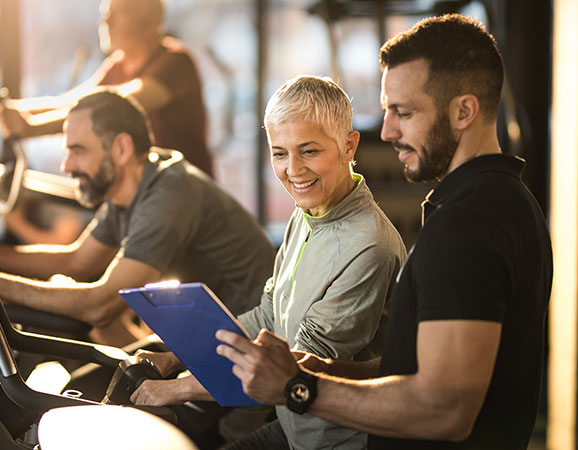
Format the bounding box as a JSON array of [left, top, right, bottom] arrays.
[[287, 154, 305, 176]]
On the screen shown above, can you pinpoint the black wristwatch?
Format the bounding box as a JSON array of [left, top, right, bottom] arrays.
[[284, 370, 318, 414]]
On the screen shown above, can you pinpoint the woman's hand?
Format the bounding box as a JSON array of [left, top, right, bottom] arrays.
[[294, 351, 333, 374], [133, 350, 184, 378], [130, 375, 213, 406]]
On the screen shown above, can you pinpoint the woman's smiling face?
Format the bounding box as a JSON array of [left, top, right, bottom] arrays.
[[268, 120, 358, 217]]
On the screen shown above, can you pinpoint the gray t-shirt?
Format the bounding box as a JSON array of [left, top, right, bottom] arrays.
[[90, 149, 275, 315]]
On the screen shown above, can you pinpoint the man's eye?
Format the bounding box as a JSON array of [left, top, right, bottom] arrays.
[[272, 152, 286, 158], [303, 149, 319, 155]]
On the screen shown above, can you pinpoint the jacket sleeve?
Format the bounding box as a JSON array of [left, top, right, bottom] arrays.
[[237, 240, 284, 339], [294, 224, 406, 361]]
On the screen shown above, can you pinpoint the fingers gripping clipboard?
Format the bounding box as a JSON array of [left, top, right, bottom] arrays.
[[119, 281, 259, 407]]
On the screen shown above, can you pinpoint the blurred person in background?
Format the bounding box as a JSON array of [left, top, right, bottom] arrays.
[[0, 0, 213, 176]]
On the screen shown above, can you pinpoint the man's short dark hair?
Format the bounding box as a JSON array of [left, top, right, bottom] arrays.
[[379, 14, 504, 121], [70, 90, 153, 158]]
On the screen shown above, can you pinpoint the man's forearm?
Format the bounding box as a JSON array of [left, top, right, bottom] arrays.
[[308, 373, 472, 442], [0, 273, 121, 326], [0, 244, 77, 280], [1, 103, 65, 139], [7, 96, 70, 112], [306, 320, 500, 442], [25, 111, 66, 137]]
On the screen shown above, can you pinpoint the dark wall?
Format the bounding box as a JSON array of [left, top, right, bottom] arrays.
[[486, 0, 552, 216]]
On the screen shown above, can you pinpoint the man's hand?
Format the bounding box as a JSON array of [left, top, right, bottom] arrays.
[[216, 328, 299, 405], [133, 350, 184, 378], [0, 104, 31, 138]]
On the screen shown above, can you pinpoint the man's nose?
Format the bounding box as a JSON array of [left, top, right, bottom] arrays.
[[380, 113, 401, 143], [61, 153, 76, 175]]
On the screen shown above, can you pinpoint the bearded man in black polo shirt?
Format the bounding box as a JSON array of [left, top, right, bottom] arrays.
[[215, 13, 553, 450]]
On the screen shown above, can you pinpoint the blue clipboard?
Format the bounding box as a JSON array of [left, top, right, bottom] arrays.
[[119, 281, 259, 407]]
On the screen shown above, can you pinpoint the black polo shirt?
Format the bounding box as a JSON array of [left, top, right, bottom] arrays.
[[369, 154, 553, 449]]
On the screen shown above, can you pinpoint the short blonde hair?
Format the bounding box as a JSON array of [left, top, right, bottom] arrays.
[[264, 75, 353, 149]]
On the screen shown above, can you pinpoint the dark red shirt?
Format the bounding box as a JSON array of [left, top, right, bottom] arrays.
[[97, 36, 213, 176]]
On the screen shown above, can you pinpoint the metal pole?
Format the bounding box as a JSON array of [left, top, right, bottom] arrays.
[[0, 0, 21, 97], [255, 0, 268, 225]]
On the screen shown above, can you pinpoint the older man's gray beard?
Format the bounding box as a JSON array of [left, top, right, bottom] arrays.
[[403, 111, 459, 183], [74, 154, 116, 209]]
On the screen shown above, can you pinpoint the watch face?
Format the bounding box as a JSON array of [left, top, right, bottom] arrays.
[[290, 382, 310, 403], [285, 372, 317, 414]]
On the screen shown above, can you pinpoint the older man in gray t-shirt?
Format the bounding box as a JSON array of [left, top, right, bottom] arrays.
[[91, 148, 274, 317]]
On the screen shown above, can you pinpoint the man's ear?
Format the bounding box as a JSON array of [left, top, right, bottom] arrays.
[[449, 94, 479, 130], [343, 130, 360, 164], [111, 132, 135, 165]]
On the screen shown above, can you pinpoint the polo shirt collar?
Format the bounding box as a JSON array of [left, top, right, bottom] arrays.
[[421, 154, 525, 224]]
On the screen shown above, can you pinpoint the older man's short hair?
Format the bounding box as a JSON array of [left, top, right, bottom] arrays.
[[70, 90, 153, 158]]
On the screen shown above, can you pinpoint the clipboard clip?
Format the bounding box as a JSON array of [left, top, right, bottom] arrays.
[[144, 280, 182, 298]]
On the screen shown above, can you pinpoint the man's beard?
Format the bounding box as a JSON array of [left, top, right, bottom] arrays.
[[402, 112, 459, 183], [73, 154, 116, 209]]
